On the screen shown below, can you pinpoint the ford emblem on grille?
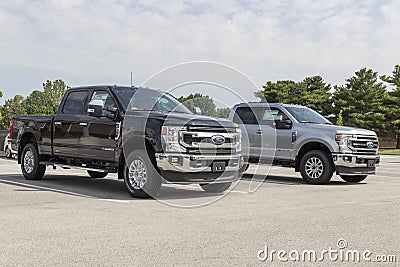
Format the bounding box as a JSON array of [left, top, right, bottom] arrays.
[[211, 135, 225, 145], [366, 141, 375, 149]]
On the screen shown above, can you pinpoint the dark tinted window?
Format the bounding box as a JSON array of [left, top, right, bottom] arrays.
[[233, 107, 259, 124], [62, 91, 88, 114], [114, 88, 137, 109]]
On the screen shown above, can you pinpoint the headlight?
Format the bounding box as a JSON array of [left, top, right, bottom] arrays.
[[236, 128, 242, 152], [335, 134, 353, 153], [161, 126, 186, 152]]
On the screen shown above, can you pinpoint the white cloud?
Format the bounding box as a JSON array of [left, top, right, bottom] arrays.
[[0, 0, 399, 103]]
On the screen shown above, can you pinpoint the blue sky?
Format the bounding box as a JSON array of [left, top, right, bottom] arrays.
[[0, 0, 399, 105]]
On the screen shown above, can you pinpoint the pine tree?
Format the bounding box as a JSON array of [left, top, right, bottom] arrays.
[[333, 68, 389, 137], [381, 65, 400, 148]]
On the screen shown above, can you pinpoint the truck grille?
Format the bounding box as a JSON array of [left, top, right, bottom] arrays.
[[179, 127, 239, 155], [186, 126, 237, 133], [348, 135, 379, 155]]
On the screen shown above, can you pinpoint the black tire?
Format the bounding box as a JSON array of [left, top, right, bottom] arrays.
[[87, 171, 108, 178], [239, 164, 249, 173], [21, 143, 46, 180], [300, 150, 334, 185], [5, 147, 12, 158], [340, 175, 368, 183], [200, 182, 232, 193], [123, 149, 161, 198]]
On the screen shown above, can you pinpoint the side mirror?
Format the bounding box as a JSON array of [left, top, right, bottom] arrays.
[[274, 116, 292, 129], [88, 100, 104, 117], [282, 119, 293, 129], [194, 106, 202, 115]]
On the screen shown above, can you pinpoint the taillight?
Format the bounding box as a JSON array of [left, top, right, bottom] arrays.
[[9, 120, 14, 139]]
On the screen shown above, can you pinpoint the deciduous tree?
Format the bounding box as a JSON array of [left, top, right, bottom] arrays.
[[0, 95, 26, 129], [42, 79, 69, 114], [255, 76, 333, 118], [25, 90, 54, 116], [178, 93, 217, 117]]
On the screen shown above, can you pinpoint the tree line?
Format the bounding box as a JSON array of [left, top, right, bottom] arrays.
[[0, 80, 68, 129], [0, 65, 399, 148], [255, 66, 400, 148]]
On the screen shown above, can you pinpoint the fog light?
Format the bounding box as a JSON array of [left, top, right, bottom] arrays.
[[343, 156, 352, 163]]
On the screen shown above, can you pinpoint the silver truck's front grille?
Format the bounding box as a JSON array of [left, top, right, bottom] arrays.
[[348, 135, 379, 155]]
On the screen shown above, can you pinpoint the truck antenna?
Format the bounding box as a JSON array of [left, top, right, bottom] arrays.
[[130, 72, 133, 87]]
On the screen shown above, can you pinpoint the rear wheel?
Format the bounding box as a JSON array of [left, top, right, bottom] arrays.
[[87, 171, 108, 178], [21, 143, 46, 180], [200, 182, 231, 193], [5, 147, 12, 158], [300, 150, 334, 185], [340, 175, 367, 183], [123, 149, 161, 198]]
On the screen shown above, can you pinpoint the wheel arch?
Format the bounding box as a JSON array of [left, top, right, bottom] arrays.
[[295, 142, 332, 172], [18, 132, 38, 164], [118, 137, 156, 179]]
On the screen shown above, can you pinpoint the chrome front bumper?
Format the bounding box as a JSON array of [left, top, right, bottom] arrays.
[[332, 153, 380, 175], [155, 153, 241, 173]]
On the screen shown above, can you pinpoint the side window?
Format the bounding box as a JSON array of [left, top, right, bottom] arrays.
[[233, 107, 259, 125], [90, 91, 116, 116], [261, 109, 280, 121], [261, 107, 292, 129], [62, 91, 88, 114]]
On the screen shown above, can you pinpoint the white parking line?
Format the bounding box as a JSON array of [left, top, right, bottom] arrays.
[[169, 183, 249, 194], [0, 179, 130, 203]]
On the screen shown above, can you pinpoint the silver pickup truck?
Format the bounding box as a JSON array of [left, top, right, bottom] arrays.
[[229, 103, 380, 184]]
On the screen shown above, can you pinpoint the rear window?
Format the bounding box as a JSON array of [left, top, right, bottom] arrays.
[[62, 91, 88, 114], [233, 107, 259, 124]]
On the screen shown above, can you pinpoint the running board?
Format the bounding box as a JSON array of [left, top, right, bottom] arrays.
[[39, 162, 108, 173]]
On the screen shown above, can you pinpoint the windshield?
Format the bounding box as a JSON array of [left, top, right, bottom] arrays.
[[114, 88, 192, 114], [285, 106, 332, 124]]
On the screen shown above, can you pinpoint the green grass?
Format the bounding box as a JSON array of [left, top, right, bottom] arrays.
[[379, 149, 400, 155]]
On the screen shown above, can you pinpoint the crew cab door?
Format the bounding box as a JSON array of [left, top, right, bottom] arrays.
[[232, 106, 264, 160], [53, 90, 90, 157], [79, 90, 119, 161], [259, 107, 294, 160]]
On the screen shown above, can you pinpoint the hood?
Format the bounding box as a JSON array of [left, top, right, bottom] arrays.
[[303, 123, 377, 136], [127, 110, 237, 128]]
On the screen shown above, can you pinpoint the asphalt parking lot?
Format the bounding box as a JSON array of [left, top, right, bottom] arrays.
[[0, 156, 399, 266]]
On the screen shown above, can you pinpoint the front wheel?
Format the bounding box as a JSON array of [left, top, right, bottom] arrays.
[[340, 175, 368, 183], [87, 171, 108, 178], [5, 147, 12, 158], [123, 149, 161, 198], [239, 164, 249, 174], [300, 150, 334, 185], [200, 182, 232, 193], [21, 143, 46, 180]]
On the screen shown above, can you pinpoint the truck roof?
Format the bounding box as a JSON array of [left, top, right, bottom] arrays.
[[232, 102, 307, 109], [67, 85, 161, 92]]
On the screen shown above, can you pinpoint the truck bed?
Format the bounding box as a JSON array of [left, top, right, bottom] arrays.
[[13, 116, 55, 156]]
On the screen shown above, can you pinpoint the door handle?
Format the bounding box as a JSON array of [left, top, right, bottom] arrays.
[[255, 130, 263, 134], [54, 121, 62, 127], [79, 122, 88, 127]]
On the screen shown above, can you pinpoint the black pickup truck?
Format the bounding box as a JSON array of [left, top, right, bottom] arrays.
[[12, 86, 242, 198]]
